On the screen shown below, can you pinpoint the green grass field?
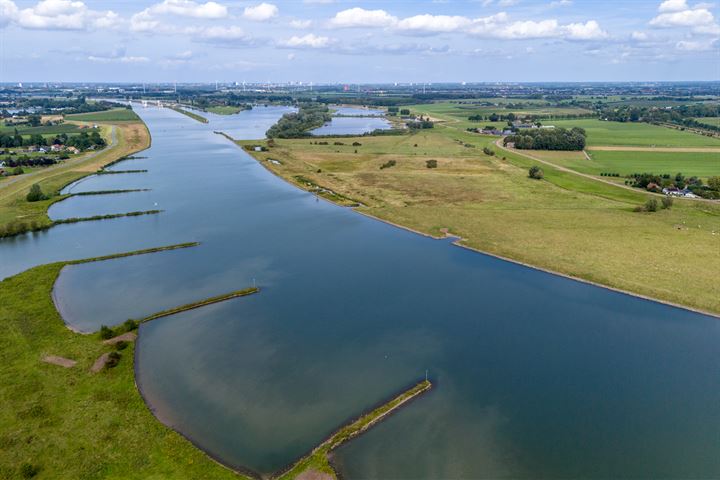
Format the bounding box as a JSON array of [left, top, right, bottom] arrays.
[[550, 119, 720, 147], [693, 117, 720, 128], [529, 149, 720, 179], [65, 109, 140, 122], [244, 122, 720, 315], [409, 102, 593, 130], [0, 124, 81, 136], [205, 106, 244, 115], [0, 259, 244, 480]]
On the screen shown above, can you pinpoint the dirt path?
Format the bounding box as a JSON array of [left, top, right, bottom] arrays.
[[587, 146, 720, 153], [495, 139, 717, 204]]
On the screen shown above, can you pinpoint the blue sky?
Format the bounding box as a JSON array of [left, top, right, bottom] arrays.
[[0, 0, 718, 82]]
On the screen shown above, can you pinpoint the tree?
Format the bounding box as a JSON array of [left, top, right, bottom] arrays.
[[426, 159, 437, 168], [528, 165, 544, 179], [26, 183, 47, 202], [661, 196, 673, 209], [708, 176, 720, 191], [28, 115, 41, 127], [400, 109, 410, 115], [645, 198, 658, 212]]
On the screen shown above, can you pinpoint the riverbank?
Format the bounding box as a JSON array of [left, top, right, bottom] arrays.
[[0, 249, 244, 479], [235, 125, 720, 316], [0, 119, 151, 238]]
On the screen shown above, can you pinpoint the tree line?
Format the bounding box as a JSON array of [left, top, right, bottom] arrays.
[[504, 127, 586, 151], [266, 103, 331, 138]]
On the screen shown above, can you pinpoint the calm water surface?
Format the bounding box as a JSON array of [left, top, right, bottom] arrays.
[[1, 105, 718, 478], [311, 106, 391, 135]]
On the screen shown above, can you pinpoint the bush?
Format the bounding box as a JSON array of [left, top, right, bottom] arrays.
[[114, 341, 128, 351], [661, 196, 673, 209], [121, 319, 138, 332], [19, 463, 40, 479], [352, 142, 362, 146], [528, 165, 544, 179], [380, 160, 396, 170], [645, 198, 658, 212], [106, 351, 121, 369], [26, 184, 47, 202], [99, 325, 114, 340], [482, 147, 495, 156], [426, 159, 437, 169]]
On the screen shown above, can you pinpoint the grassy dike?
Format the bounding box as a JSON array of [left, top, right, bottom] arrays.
[[276, 380, 432, 480], [0, 119, 151, 238], [169, 106, 208, 124], [0, 243, 249, 480]]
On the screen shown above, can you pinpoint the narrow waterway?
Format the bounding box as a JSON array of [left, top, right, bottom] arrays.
[[1, 105, 718, 478]]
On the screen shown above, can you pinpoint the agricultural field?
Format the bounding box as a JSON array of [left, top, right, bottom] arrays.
[[693, 117, 720, 128], [0, 123, 81, 136], [65, 108, 140, 122], [243, 123, 720, 314], [527, 149, 720, 179], [409, 102, 593, 130], [550, 119, 720, 147]]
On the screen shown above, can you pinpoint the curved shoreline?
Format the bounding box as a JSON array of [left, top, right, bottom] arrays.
[[228, 132, 719, 319]]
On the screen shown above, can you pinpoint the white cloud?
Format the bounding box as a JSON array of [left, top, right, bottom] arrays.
[[658, 0, 688, 13], [146, 0, 227, 18], [498, 0, 519, 5], [650, 8, 715, 27], [676, 38, 717, 50], [86, 47, 149, 63], [397, 14, 472, 33], [329, 8, 397, 28], [631, 30, 648, 40], [282, 33, 332, 48], [243, 2, 278, 21], [197, 25, 249, 40], [549, 0, 572, 7], [13, 0, 120, 30], [0, 0, 18, 27], [564, 20, 608, 40], [289, 19, 312, 28]]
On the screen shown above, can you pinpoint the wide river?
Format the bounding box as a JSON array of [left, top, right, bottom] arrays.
[[1, 106, 719, 478]]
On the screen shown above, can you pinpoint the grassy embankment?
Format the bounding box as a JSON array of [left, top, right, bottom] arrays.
[[0, 243, 247, 480], [0, 115, 151, 237], [277, 380, 432, 480], [205, 106, 244, 115], [169, 106, 208, 123], [240, 112, 720, 315]]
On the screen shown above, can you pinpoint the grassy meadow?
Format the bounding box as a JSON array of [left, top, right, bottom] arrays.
[[65, 109, 140, 122], [245, 123, 720, 315], [205, 106, 244, 115], [693, 117, 720, 128], [0, 259, 244, 480]]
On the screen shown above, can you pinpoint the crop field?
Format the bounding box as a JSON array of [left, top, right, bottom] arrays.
[[528, 149, 719, 179], [550, 119, 720, 147], [65, 108, 140, 122], [243, 123, 720, 315]]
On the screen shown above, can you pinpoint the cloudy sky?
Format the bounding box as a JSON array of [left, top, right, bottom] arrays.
[[0, 0, 718, 83]]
